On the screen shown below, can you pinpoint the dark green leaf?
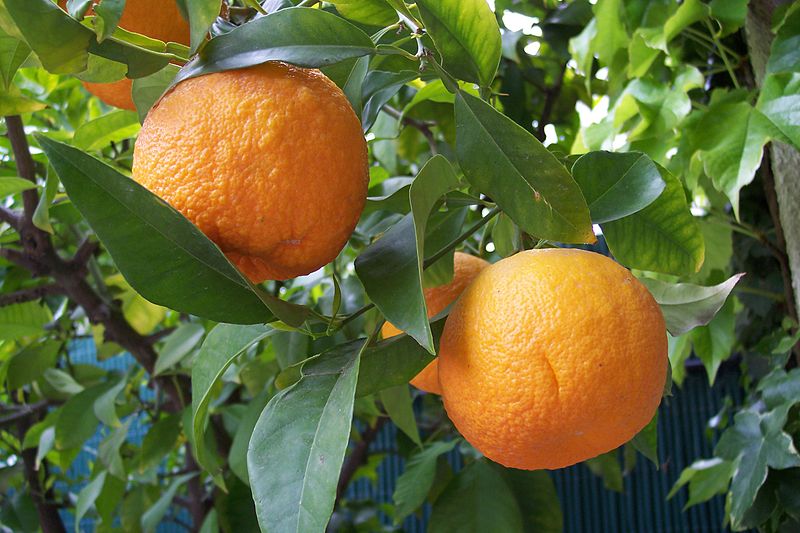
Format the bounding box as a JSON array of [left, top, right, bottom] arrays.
[[7, 341, 60, 390], [361, 69, 418, 132], [757, 72, 800, 150], [380, 385, 421, 447], [455, 92, 594, 243], [192, 324, 272, 488], [690, 297, 735, 384], [602, 165, 704, 276], [393, 440, 458, 523], [631, 412, 659, 467], [139, 414, 181, 473], [186, 0, 219, 53], [429, 459, 523, 533], [93, 0, 125, 42], [37, 135, 280, 325], [571, 151, 665, 223], [500, 469, 563, 533], [709, 0, 748, 36], [585, 451, 624, 492], [229, 389, 271, 485], [141, 473, 197, 533], [174, 7, 375, 85], [131, 64, 179, 121], [715, 406, 800, 529], [668, 458, 734, 508], [355, 156, 460, 352], [416, 0, 501, 86], [153, 323, 205, 376], [55, 383, 107, 450], [93, 373, 127, 428], [248, 339, 365, 532], [757, 368, 800, 410], [766, 5, 800, 75], [640, 273, 743, 336]]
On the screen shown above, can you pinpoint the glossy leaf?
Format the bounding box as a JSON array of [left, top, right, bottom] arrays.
[[393, 440, 458, 523], [757, 368, 800, 410], [131, 64, 180, 121], [38, 135, 287, 325], [416, 0, 501, 86], [93, 0, 124, 42], [174, 7, 375, 85], [669, 458, 734, 508], [455, 92, 594, 244], [379, 385, 421, 447], [192, 324, 272, 488], [602, 165, 704, 276], [356, 156, 459, 352], [330, 0, 396, 27], [571, 151, 665, 223], [757, 72, 800, 150], [73, 110, 140, 151], [640, 273, 744, 336], [248, 339, 365, 533], [154, 322, 205, 376], [429, 459, 523, 533], [766, 5, 800, 75], [186, 0, 220, 53]]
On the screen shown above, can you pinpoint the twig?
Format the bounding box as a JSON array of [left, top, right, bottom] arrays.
[[382, 105, 438, 155], [0, 285, 63, 306], [0, 206, 20, 228], [536, 62, 567, 142], [70, 238, 99, 267], [0, 401, 50, 428]]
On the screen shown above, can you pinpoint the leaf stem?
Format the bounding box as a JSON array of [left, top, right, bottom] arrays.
[[700, 22, 741, 88]]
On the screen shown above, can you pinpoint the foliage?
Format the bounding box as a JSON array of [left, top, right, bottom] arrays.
[[0, 0, 797, 532]]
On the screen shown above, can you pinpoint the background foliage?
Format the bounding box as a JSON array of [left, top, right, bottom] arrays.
[[0, 0, 798, 532]]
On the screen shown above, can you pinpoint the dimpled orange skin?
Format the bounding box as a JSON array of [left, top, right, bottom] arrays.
[[132, 62, 369, 282], [381, 252, 489, 394], [438, 248, 668, 471], [61, 0, 190, 110]]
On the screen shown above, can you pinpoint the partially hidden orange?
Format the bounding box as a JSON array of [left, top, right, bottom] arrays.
[[438, 248, 668, 470], [382, 252, 489, 394]]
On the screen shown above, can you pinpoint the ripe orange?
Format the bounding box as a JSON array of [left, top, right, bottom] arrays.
[[61, 0, 191, 110], [382, 252, 489, 394], [438, 248, 667, 470], [132, 62, 369, 282]]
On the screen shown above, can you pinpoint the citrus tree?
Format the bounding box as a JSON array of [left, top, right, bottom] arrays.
[[0, 0, 798, 532]]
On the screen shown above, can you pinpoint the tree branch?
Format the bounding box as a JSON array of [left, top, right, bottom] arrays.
[[0, 206, 20, 228], [0, 285, 63, 306]]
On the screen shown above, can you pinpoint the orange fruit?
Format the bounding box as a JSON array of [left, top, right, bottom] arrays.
[[132, 62, 369, 282], [61, 0, 191, 110], [438, 248, 667, 470], [382, 252, 489, 394]]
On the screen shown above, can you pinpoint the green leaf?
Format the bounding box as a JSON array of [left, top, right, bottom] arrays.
[[186, 0, 219, 53], [361, 69, 419, 132], [571, 151, 665, 224], [7, 341, 60, 390], [766, 5, 800, 75], [192, 324, 272, 488], [592, 0, 628, 66], [139, 414, 181, 473], [93, 373, 127, 428], [355, 155, 460, 352], [4, 0, 171, 77], [37, 135, 279, 325], [141, 473, 197, 533], [330, 0, 397, 27], [93, 0, 125, 43], [429, 459, 524, 533], [73, 110, 140, 151], [491, 213, 520, 257], [32, 169, 57, 234], [42, 368, 84, 396], [0, 84, 46, 115], [75, 471, 107, 531], [757, 72, 800, 150], [0, 302, 52, 341], [669, 458, 734, 508], [153, 323, 205, 376], [131, 64, 179, 121], [709, 0, 748, 36], [585, 451, 624, 492], [500, 469, 563, 533], [631, 412, 659, 467], [55, 383, 107, 450], [34, 426, 55, 470], [640, 273, 743, 336], [0, 32, 30, 88], [715, 406, 800, 529], [602, 165, 704, 276], [379, 385, 421, 447], [690, 297, 736, 384], [174, 7, 375, 85], [757, 368, 800, 410], [416, 0, 501, 87], [276, 320, 441, 397], [0, 176, 36, 198], [248, 339, 365, 533], [229, 389, 271, 485], [393, 440, 458, 524], [98, 419, 129, 479], [455, 92, 593, 243]]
